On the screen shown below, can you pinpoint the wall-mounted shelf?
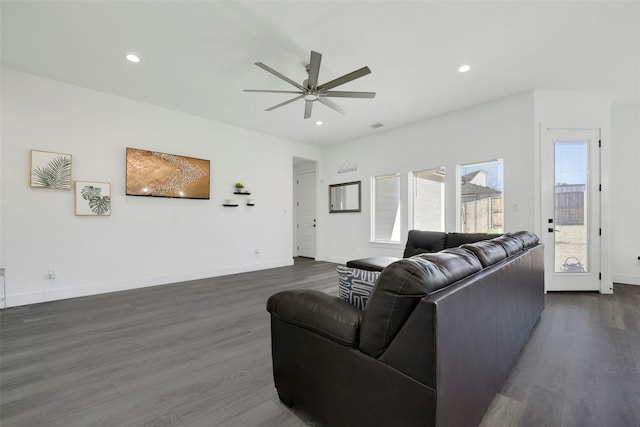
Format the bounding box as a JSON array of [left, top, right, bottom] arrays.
[[222, 204, 239, 207], [234, 192, 251, 195], [247, 203, 255, 206]]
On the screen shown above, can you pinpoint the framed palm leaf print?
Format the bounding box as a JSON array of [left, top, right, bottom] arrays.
[[30, 149, 72, 189], [75, 181, 111, 216]]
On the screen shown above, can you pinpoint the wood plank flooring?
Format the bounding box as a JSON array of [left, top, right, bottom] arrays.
[[481, 284, 640, 427], [1, 258, 639, 426]]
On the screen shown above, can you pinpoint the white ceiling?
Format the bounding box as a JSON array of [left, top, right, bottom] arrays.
[[2, 1, 639, 146]]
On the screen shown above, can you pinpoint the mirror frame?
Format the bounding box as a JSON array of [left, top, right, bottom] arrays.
[[329, 181, 361, 213]]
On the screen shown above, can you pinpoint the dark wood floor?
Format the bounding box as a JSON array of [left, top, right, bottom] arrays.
[[480, 284, 640, 427], [1, 258, 639, 426]]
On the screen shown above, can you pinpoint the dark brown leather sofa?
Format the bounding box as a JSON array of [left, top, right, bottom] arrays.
[[266, 231, 544, 426], [346, 230, 502, 272]]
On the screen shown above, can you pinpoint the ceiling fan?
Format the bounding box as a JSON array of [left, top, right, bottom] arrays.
[[244, 50, 375, 119]]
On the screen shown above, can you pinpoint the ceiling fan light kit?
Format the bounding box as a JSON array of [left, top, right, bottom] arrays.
[[244, 50, 375, 119]]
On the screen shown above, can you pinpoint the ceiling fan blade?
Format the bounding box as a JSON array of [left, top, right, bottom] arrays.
[[307, 51, 322, 89], [317, 66, 371, 91], [304, 100, 313, 119], [318, 97, 346, 115], [244, 89, 303, 94], [321, 91, 376, 98], [255, 62, 306, 91], [265, 95, 304, 111]]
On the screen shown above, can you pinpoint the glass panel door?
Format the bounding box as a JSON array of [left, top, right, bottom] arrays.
[[541, 128, 600, 292], [554, 142, 588, 273]]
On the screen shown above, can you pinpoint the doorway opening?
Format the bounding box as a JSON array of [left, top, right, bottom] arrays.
[[293, 157, 317, 259]]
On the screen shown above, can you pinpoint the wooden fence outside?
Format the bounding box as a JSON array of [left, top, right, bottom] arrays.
[[555, 191, 585, 225], [461, 197, 503, 233]]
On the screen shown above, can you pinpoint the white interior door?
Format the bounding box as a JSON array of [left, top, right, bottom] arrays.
[[296, 171, 316, 258], [541, 128, 601, 291]]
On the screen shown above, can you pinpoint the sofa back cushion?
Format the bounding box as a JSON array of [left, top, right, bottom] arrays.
[[492, 234, 524, 256], [359, 248, 482, 358], [461, 240, 508, 267], [403, 230, 447, 257], [511, 231, 539, 248]]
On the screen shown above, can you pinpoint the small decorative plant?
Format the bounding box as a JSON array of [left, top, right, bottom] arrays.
[[235, 182, 246, 193]]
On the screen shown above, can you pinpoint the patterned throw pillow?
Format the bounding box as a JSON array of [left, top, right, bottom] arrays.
[[336, 265, 380, 310]]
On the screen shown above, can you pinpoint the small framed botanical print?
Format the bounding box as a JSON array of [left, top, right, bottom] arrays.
[[30, 149, 72, 189], [75, 181, 111, 216]]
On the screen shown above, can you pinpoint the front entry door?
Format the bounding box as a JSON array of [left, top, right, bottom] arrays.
[[541, 128, 601, 291]]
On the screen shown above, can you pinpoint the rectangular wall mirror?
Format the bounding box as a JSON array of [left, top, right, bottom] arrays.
[[329, 181, 361, 213]]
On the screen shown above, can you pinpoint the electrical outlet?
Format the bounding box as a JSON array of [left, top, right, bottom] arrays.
[[48, 269, 56, 280]]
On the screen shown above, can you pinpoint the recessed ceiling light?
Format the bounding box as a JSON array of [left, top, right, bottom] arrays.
[[458, 64, 471, 73], [125, 54, 140, 63], [315, 121, 323, 126]]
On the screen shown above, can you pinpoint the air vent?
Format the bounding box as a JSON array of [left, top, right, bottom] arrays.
[[370, 122, 384, 129]]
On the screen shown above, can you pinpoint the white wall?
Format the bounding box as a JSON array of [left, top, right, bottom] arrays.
[[0, 68, 321, 307], [611, 104, 640, 285], [317, 92, 535, 264]]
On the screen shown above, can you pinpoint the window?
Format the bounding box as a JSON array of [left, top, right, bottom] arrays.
[[411, 167, 445, 231], [458, 159, 503, 233], [372, 173, 401, 242]]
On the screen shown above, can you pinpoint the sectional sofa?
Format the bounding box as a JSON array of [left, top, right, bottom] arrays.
[[266, 231, 544, 426]]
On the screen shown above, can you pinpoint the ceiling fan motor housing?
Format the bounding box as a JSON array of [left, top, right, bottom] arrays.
[[244, 50, 375, 118]]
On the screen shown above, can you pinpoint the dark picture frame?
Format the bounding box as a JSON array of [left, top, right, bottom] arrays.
[[329, 181, 361, 213]]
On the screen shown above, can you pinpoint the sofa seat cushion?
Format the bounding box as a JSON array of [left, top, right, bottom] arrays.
[[359, 249, 482, 358], [346, 256, 399, 272], [267, 289, 363, 347], [336, 265, 380, 310]]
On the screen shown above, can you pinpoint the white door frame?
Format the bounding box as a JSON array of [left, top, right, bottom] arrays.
[[538, 123, 612, 294]]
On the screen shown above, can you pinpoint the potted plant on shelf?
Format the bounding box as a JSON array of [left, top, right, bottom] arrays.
[[235, 182, 251, 194]]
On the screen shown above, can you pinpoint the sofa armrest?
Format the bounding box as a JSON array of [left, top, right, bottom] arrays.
[[267, 289, 363, 347]]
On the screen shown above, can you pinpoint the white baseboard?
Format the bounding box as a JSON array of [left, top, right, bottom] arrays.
[[612, 274, 640, 286], [3, 259, 294, 308], [317, 255, 349, 265]]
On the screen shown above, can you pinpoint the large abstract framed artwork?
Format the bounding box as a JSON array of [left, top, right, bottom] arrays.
[[126, 148, 210, 199], [30, 150, 72, 190], [75, 181, 111, 216]]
